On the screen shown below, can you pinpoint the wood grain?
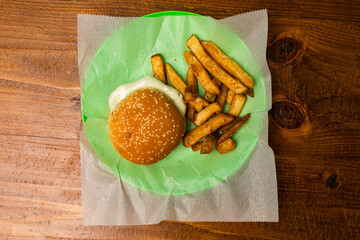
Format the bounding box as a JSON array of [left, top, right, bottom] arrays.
[[1, 0, 360, 239]]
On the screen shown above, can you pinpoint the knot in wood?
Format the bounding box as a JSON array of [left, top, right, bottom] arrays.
[[271, 101, 305, 129], [71, 96, 81, 105], [267, 37, 303, 66], [327, 174, 339, 189]]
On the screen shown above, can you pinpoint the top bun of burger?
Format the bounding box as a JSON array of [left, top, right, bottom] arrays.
[[108, 88, 185, 165]]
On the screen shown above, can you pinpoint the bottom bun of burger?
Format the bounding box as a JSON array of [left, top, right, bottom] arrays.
[[108, 88, 185, 165]]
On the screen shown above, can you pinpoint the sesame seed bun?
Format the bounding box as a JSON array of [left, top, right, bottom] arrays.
[[108, 88, 185, 165]]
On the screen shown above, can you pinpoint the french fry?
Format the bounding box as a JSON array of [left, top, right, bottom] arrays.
[[186, 103, 197, 123], [204, 77, 221, 103], [245, 88, 254, 98], [191, 141, 204, 151], [228, 94, 246, 116], [217, 84, 229, 108], [184, 51, 220, 95], [213, 77, 221, 85], [218, 122, 233, 133], [187, 35, 248, 94], [200, 133, 218, 154], [165, 63, 187, 95], [165, 63, 208, 111], [217, 113, 250, 144], [151, 54, 167, 84], [226, 90, 235, 105], [184, 86, 198, 102], [194, 102, 222, 126], [186, 68, 198, 93], [203, 92, 216, 103], [184, 68, 198, 102], [201, 41, 254, 88], [183, 113, 235, 147], [216, 138, 236, 154], [188, 97, 209, 112]]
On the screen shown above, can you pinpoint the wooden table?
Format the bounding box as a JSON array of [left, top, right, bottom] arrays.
[[1, 0, 359, 239]]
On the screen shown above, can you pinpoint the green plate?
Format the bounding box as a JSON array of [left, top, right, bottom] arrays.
[[144, 11, 201, 17], [81, 11, 266, 194]]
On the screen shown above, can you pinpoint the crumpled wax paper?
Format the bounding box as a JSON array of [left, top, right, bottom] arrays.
[[78, 9, 278, 225]]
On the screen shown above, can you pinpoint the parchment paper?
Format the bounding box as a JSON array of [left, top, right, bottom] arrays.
[[78, 9, 278, 225]]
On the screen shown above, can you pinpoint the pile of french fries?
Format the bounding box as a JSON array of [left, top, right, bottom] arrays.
[[150, 34, 254, 154]]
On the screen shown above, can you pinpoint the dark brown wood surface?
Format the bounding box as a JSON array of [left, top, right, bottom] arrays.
[[1, 0, 359, 239]]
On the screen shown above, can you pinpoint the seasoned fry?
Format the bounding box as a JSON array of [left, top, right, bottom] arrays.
[[186, 68, 198, 93], [204, 77, 221, 103], [165, 63, 208, 111], [217, 84, 229, 108], [213, 77, 221, 86], [228, 94, 246, 116], [183, 113, 235, 147], [216, 138, 236, 154], [184, 51, 220, 95], [226, 90, 235, 105], [187, 35, 248, 94], [203, 91, 216, 103], [151, 54, 167, 84], [165, 63, 187, 95], [194, 102, 222, 126], [191, 140, 204, 151], [201, 41, 254, 88], [218, 122, 233, 133], [188, 97, 209, 112], [200, 133, 218, 154], [184, 86, 198, 102], [187, 103, 197, 123], [217, 113, 250, 144], [245, 88, 254, 98]]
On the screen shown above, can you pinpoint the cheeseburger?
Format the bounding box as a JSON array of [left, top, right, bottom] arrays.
[[108, 76, 186, 165]]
